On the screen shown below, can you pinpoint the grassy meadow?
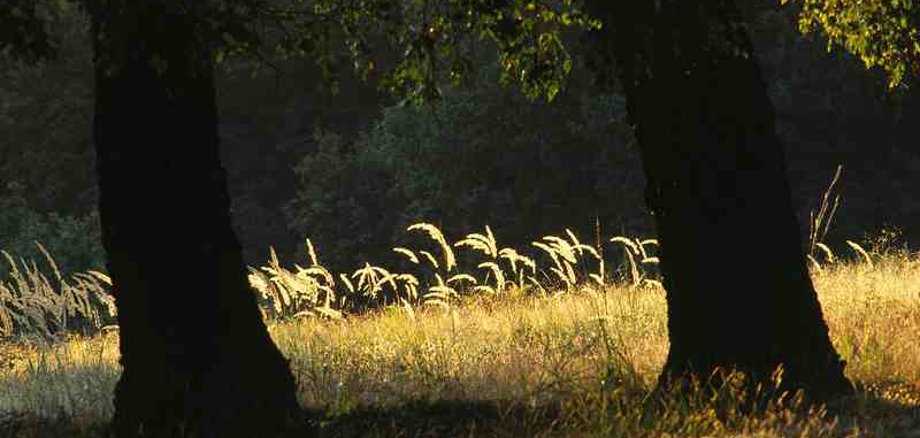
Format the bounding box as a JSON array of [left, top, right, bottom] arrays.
[[0, 226, 918, 437]]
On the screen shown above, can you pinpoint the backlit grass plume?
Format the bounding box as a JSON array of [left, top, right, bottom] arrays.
[[0, 223, 899, 338]]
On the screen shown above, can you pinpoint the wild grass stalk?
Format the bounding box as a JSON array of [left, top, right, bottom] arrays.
[[0, 227, 917, 436]]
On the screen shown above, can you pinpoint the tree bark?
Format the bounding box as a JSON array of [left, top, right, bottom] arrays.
[[585, 0, 852, 399], [89, 3, 302, 436]]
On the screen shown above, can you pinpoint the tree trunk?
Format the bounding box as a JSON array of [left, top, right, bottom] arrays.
[[585, 0, 852, 399], [88, 4, 302, 437]]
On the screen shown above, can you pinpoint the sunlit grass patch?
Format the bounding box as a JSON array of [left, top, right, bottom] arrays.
[[0, 227, 917, 436], [267, 272, 919, 436], [815, 254, 920, 383], [0, 332, 118, 425]]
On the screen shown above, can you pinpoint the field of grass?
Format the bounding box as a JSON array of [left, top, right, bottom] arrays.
[[0, 236, 918, 437]]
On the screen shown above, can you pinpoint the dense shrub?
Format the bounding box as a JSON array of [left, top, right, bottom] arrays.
[[0, 8, 96, 215], [0, 190, 105, 278], [285, 68, 650, 272], [284, 130, 407, 269]]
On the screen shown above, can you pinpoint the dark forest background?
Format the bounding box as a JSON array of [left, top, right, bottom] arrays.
[[2, 3, 919, 275]]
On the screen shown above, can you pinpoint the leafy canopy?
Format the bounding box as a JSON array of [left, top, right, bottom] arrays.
[[3, 0, 597, 103], [246, 0, 598, 102], [0, 0, 72, 63], [788, 0, 920, 88], [9, 1, 919, 94]]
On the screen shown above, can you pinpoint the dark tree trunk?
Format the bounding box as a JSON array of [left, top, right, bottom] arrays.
[[88, 4, 302, 437], [585, 0, 852, 399]]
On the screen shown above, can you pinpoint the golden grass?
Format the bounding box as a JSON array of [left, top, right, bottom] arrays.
[[1, 249, 917, 436], [0, 246, 114, 340], [0, 332, 118, 423], [813, 256, 920, 384]]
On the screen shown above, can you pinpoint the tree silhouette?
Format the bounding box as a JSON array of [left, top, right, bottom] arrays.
[[2, 1, 589, 436], [86, 3, 302, 436], [583, 0, 856, 398]]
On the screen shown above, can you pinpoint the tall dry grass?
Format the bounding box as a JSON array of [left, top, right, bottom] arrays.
[[0, 244, 114, 342], [0, 227, 917, 436]]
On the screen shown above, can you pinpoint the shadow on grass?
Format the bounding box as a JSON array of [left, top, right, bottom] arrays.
[[0, 385, 916, 437], [307, 399, 563, 438], [0, 412, 111, 438], [827, 381, 920, 437], [0, 400, 560, 438]]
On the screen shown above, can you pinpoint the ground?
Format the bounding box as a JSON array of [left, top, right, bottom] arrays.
[[0, 252, 918, 437]]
